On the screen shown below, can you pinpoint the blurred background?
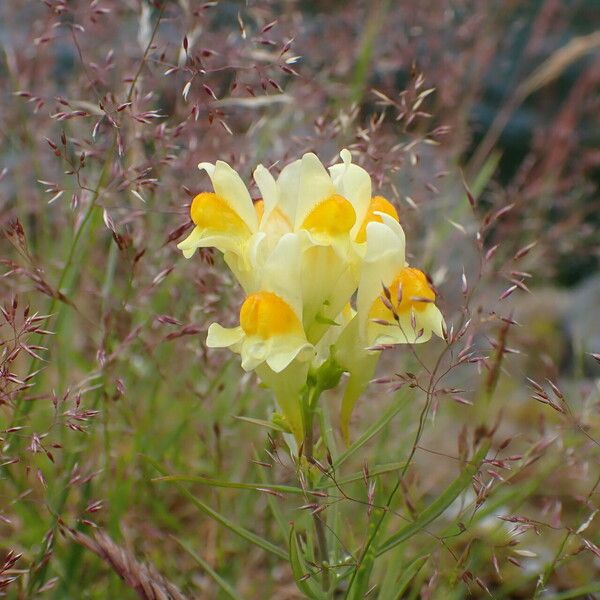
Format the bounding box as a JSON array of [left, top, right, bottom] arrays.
[[1, 1, 599, 598]]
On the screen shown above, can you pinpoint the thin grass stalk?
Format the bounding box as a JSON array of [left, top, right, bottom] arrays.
[[303, 384, 331, 594]]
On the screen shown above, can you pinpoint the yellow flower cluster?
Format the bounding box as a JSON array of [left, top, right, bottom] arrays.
[[178, 150, 444, 443]]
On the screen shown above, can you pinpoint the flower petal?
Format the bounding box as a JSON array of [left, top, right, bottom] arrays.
[[294, 153, 337, 229], [206, 323, 244, 348], [177, 226, 204, 258], [420, 303, 445, 339], [199, 160, 258, 232], [363, 215, 406, 264], [253, 164, 278, 216], [260, 233, 303, 317], [356, 218, 406, 339], [329, 150, 372, 234], [265, 337, 313, 373], [275, 158, 302, 222]]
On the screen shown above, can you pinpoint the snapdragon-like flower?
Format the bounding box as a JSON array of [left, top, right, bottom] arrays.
[[177, 160, 258, 259], [206, 234, 312, 374], [178, 149, 445, 445], [357, 213, 444, 346], [334, 214, 445, 442]]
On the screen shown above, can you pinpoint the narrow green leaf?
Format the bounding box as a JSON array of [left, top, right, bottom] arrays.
[[142, 455, 287, 560], [376, 544, 405, 599], [254, 449, 288, 539], [315, 313, 340, 326], [152, 474, 306, 496], [156, 460, 405, 496], [289, 526, 327, 600], [377, 441, 490, 556], [391, 555, 429, 599], [233, 415, 288, 433], [346, 508, 384, 600], [545, 583, 600, 599], [175, 537, 245, 600]]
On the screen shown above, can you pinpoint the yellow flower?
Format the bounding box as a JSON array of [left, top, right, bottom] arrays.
[[177, 149, 445, 446], [333, 214, 444, 442], [177, 160, 258, 259], [357, 213, 444, 345], [206, 234, 313, 373]]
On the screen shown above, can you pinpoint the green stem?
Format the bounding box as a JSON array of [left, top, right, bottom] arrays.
[[302, 384, 330, 594]]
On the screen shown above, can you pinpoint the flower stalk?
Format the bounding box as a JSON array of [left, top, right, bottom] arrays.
[[301, 382, 330, 593]]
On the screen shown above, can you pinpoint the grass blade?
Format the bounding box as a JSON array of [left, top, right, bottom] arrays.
[[254, 449, 289, 540], [545, 583, 600, 600], [289, 526, 327, 600], [391, 554, 429, 599], [234, 415, 288, 433], [143, 455, 287, 560], [345, 507, 384, 600], [152, 474, 306, 496], [174, 537, 245, 600], [377, 441, 490, 556]]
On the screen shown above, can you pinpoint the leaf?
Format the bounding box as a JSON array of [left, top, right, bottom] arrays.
[[391, 554, 429, 599], [233, 415, 289, 433], [289, 526, 327, 600], [377, 441, 490, 556], [152, 474, 306, 496], [254, 449, 288, 539], [315, 313, 340, 326], [175, 537, 245, 600], [345, 507, 384, 600], [545, 583, 600, 600], [519, 31, 600, 98], [143, 456, 287, 560]]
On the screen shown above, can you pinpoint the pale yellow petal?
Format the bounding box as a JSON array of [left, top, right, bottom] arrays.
[[240, 338, 270, 371], [206, 323, 244, 348], [328, 150, 372, 233], [294, 153, 336, 229], [275, 158, 302, 222], [363, 216, 405, 265], [253, 164, 278, 216], [177, 226, 203, 258], [420, 303, 445, 339], [301, 244, 359, 342], [261, 233, 303, 317], [265, 337, 313, 373]]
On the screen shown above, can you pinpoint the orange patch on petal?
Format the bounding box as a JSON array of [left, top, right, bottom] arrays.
[[240, 291, 303, 338], [301, 194, 356, 236], [190, 192, 250, 236], [254, 199, 265, 223], [369, 267, 435, 321], [355, 195, 399, 243]]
